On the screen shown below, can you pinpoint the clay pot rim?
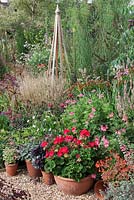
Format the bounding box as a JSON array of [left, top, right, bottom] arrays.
[[25, 159, 32, 163], [54, 175, 93, 182], [5, 162, 18, 166]]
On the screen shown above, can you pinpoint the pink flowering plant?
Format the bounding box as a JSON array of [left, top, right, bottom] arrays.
[[61, 92, 127, 151], [42, 128, 98, 181]]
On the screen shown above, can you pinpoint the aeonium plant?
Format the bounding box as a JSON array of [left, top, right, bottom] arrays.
[[42, 128, 99, 182]]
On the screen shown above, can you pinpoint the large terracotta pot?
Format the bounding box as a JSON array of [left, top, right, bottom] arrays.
[[94, 180, 107, 200], [5, 163, 18, 176], [25, 160, 42, 177], [54, 175, 94, 195], [41, 171, 55, 185]]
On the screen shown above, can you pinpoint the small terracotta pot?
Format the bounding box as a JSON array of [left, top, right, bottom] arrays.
[[25, 160, 42, 177], [5, 163, 18, 176], [41, 171, 55, 185], [94, 180, 107, 200], [54, 175, 94, 196]]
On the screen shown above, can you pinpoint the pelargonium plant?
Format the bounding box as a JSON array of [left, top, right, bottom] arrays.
[[95, 152, 134, 184], [42, 128, 102, 182]]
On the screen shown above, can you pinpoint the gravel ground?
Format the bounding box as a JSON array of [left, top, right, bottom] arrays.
[[0, 170, 97, 200]]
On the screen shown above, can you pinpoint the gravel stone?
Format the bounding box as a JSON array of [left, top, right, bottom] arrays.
[[0, 170, 97, 200]]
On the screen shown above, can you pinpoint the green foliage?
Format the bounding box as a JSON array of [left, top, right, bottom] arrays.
[[0, 130, 10, 168], [15, 25, 27, 57], [105, 179, 134, 200], [3, 146, 19, 164], [27, 44, 50, 75], [0, 114, 10, 130]]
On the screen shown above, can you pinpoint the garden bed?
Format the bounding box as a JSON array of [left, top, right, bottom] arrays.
[[0, 170, 97, 200]]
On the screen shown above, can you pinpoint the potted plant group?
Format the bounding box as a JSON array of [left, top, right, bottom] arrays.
[[43, 128, 98, 195], [31, 134, 55, 185], [3, 146, 19, 176], [95, 150, 134, 199], [20, 142, 42, 177]]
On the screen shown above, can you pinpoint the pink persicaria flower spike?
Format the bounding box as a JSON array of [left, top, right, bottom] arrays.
[[100, 125, 108, 132]]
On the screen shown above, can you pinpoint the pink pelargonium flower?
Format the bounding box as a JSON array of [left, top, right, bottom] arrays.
[[90, 174, 96, 179], [102, 136, 109, 148], [48, 103, 53, 108], [70, 100, 77, 105], [41, 141, 48, 148], [88, 113, 94, 119], [60, 103, 66, 108], [122, 115, 128, 122], [65, 99, 71, 104], [115, 130, 122, 135], [92, 107, 96, 112], [94, 137, 100, 147], [80, 129, 90, 137], [109, 112, 114, 118], [88, 99, 92, 104], [69, 112, 75, 115], [63, 129, 70, 135], [120, 144, 127, 152], [77, 93, 84, 97], [100, 125, 108, 132]]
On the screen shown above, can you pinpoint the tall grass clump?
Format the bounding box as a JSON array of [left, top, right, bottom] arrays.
[[17, 72, 67, 110]]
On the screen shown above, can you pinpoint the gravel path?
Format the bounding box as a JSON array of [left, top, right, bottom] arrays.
[[0, 170, 97, 200]]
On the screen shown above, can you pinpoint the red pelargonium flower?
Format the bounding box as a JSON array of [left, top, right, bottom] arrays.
[[80, 129, 90, 137], [72, 127, 76, 132], [60, 103, 66, 108], [89, 141, 96, 148], [73, 138, 82, 145], [64, 135, 74, 142], [53, 136, 65, 145], [45, 150, 54, 158], [41, 141, 48, 148], [57, 146, 69, 157], [68, 93, 74, 98], [63, 129, 70, 135], [76, 154, 80, 159]]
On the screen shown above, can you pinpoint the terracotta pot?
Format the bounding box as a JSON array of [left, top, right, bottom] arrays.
[[94, 180, 107, 200], [25, 160, 42, 177], [5, 163, 18, 176], [41, 171, 55, 185], [54, 175, 94, 195]]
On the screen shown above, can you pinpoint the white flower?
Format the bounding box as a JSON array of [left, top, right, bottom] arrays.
[[32, 116, 35, 119]]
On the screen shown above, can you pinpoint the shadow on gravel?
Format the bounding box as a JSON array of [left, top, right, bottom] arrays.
[[0, 177, 31, 200]]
